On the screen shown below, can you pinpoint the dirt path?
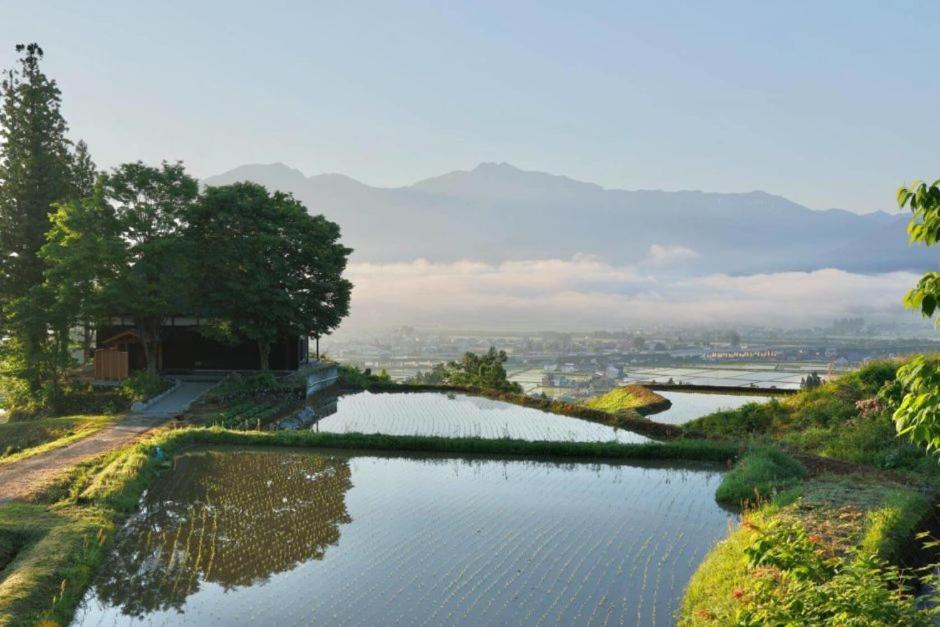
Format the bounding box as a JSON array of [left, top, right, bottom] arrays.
[[0, 381, 215, 504]]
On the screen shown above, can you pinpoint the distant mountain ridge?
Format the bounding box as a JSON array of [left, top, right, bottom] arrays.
[[202, 162, 927, 275]]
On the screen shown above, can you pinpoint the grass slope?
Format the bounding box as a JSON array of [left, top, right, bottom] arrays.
[[680, 477, 934, 625], [583, 384, 671, 416], [0, 416, 116, 467], [685, 359, 940, 482], [714, 446, 807, 506]]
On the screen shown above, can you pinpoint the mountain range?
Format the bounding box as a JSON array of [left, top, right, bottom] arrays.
[[203, 162, 930, 276]]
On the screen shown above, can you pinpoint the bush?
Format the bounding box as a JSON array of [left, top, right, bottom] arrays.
[[715, 446, 807, 505], [338, 364, 392, 389], [685, 400, 784, 437], [118, 371, 171, 403], [735, 519, 929, 625], [681, 502, 933, 625]]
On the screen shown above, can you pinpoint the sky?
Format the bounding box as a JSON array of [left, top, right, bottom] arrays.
[[2, 1, 938, 214]]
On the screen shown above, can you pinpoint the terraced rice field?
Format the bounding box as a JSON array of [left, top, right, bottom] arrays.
[[651, 391, 770, 425], [311, 391, 651, 442], [73, 449, 732, 626]]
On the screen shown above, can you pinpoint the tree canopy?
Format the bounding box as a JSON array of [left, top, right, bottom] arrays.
[[187, 182, 352, 370], [411, 348, 522, 393], [886, 179, 940, 450]]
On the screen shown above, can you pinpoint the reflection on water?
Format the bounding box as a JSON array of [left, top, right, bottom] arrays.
[[84, 451, 351, 618], [652, 391, 770, 425], [74, 449, 732, 626], [305, 391, 651, 442]]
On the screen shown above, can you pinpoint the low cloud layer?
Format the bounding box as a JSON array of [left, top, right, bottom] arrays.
[[341, 256, 922, 331]]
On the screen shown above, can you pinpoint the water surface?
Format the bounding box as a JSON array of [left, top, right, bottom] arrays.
[[651, 391, 770, 425], [307, 391, 652, 442], [73, 449, 732, 626]]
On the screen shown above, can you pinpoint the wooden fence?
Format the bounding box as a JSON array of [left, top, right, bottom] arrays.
[[95, 348, 129, 381]]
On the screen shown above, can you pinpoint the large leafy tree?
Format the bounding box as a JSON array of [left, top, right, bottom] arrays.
[[101, 161, 198, 373], [187, 182, 352, 370], [442, 347, 522, 393], [41, 181, 122, 362], [886, 179, 940, 450]]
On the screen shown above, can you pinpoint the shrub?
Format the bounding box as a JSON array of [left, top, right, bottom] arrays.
[[118, 371, 170, 403], [736, 519, 929, 625], [685, 400, 784, 437], [715, 446, 806, 505]]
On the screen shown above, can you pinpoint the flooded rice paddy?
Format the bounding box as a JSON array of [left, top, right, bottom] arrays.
[[303, 391, 652, 442], [73, 448, 732, 626], [651, 391, 771, 425]]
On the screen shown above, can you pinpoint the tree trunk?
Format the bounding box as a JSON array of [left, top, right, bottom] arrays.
[[136, 318, 160, 374], [257, 341, 271, 372], [82, 321, 93, 364]]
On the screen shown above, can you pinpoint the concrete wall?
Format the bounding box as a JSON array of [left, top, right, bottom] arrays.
[[306, 363, 339, 397]]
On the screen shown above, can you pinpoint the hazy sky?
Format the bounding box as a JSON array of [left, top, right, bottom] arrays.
[[2, 1, 937, 213]]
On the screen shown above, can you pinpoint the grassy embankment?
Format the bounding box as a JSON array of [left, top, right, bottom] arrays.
[[680, 477, 933, 624], [0, 423, 740, 626], [0, 416, 117, 467], [679, 359, 940, 624], [582, 384, 672, 416]]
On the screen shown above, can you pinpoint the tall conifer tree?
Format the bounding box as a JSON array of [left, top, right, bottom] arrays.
[[0, 43, 72, 302]]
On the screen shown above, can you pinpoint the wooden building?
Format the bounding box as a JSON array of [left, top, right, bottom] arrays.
[[95, 317, 308, 380]]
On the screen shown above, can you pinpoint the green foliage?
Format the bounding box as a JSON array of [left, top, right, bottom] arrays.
[[887, 178, 940, 453], [338, 364, 393, 389], [409, 363, 448, 385], [799, 371, 822, 389], [202, 372, 293, 404], [687, 360, 940, 477], [681, 480, 934, 626], [859, 490, 931, 563], [187, 183, 352, 370], [0, 43, 73, 302], [684, 399, 784, 436], [0, 43, 93, 410], [434, 348, 522, 393], [886, 355, 940, 452], [117, 371, 170, 403], [737, 522, 929, 625], [744, 518, 836, 581], [103, 161, 199, 373], [715, 446, 806, 506]]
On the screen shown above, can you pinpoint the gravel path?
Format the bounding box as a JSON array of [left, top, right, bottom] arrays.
[[0, 381, 215, 504]]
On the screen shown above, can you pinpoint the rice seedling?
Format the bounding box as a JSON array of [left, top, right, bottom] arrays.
[[72, 449, 732, 626]]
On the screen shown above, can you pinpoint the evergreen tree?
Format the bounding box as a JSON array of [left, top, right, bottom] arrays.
[[69, 139, 98, 200], [0, 43, 75, 402], [0, 43, 72, 303]]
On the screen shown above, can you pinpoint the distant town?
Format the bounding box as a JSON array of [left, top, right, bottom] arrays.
[[326, 318, 940, 400]]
